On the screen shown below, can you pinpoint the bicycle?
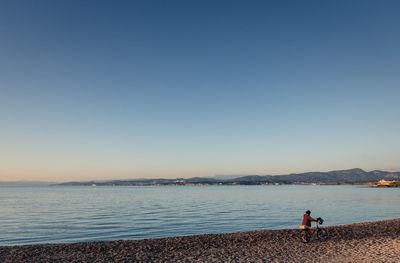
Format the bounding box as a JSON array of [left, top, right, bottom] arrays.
[[299, 217, 328, 243]]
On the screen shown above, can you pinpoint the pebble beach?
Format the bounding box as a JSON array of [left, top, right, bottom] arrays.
[[1, 218, 399, 262]]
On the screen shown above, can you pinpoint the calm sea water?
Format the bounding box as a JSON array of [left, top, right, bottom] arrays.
[[0, 185, 399, 246]]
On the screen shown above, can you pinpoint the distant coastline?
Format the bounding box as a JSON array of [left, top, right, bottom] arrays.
[[54, 168, 400, 187], [0, 181, 55, 187], [3, 168, 399, 188]]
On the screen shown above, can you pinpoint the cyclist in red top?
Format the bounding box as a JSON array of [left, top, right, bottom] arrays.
[[300, 210, 317, 230]]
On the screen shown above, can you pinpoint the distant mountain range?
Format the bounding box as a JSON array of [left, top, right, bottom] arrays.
[[55, 168, 400, 186]]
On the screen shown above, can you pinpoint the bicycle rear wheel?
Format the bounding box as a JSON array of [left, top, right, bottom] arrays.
[[316, 228, 328, 241], [300, 230, 310, 243]]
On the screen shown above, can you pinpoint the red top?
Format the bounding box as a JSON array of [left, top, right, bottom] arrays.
[[302, 213, 317, 226]]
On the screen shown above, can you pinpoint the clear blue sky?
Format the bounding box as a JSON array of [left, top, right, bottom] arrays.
[[1, 1, 399, 181]]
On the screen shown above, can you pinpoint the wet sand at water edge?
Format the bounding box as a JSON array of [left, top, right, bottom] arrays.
[[1, 218, 399, 262]]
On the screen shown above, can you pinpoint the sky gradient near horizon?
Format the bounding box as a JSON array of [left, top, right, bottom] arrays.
[[1, 0, 400, 181]]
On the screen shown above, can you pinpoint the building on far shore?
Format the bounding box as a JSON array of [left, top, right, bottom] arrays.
[[377, 180, 396, 185], [373, 179, 400, 187]]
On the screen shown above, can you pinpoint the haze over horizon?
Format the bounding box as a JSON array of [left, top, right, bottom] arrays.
[[1, 1, 400, 182]]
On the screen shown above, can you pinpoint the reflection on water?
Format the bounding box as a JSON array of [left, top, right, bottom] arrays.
[[0, 185, 399, 245]]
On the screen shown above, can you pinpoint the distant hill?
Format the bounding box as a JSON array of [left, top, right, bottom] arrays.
[[213, 174, 246, 180], [233, 168, 400, 184], [55, 168, 400, 186]]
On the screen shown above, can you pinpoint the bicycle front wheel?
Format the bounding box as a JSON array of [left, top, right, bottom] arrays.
[[316, 228, 328, 241]]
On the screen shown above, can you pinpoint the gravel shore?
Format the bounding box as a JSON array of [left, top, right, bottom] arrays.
[[1, 218, 400, 262]]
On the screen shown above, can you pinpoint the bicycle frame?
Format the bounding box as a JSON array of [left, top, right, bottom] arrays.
[[306, 222, 322, 235], [300, 221, 327, 243]]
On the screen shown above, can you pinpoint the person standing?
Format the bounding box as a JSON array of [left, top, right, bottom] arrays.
[[300, 210, 317, 230]]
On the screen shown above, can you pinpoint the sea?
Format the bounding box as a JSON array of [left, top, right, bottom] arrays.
[[0, 185, 399, 246]]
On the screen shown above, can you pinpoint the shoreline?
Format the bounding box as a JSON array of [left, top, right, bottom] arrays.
[[1, 218, 399, 262]]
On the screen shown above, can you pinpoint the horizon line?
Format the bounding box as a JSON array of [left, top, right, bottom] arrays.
[[2, 167, 400, 184]]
